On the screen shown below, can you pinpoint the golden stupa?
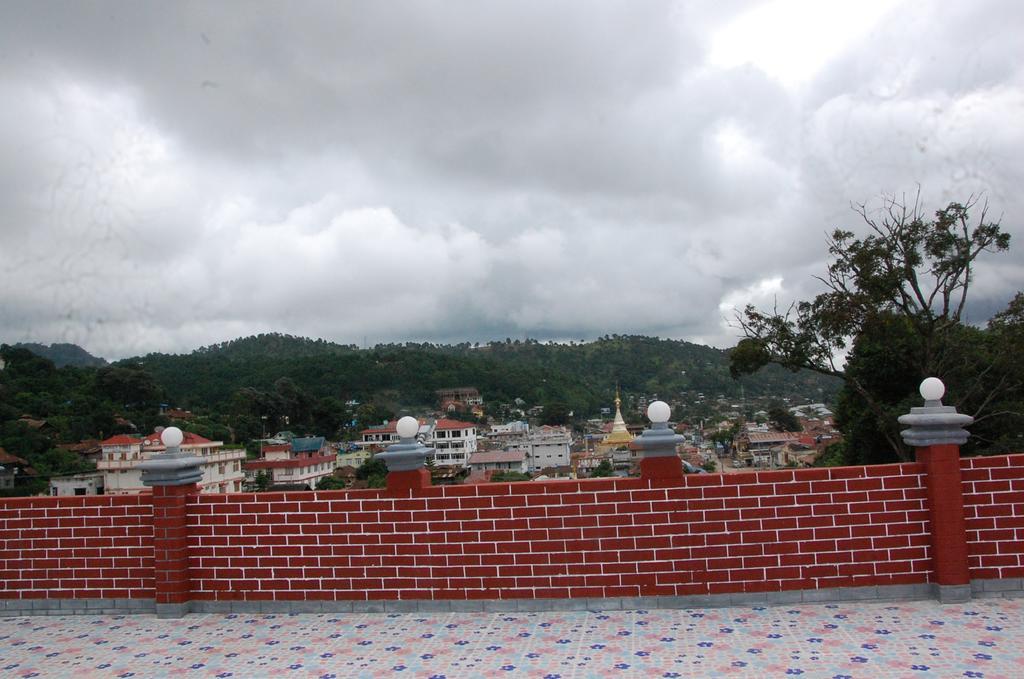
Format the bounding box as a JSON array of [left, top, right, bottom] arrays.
[[602, 387, 634, 447]]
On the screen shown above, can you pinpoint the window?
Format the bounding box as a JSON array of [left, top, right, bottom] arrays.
[[218, 464, 226, 475]]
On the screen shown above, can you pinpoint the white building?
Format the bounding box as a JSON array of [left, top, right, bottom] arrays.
[[430, 418, 478, 467], [97, 431, 246, 494], [50, 471, 104, 496], [516, 425, 572, 473], [358, 418, 479, 468]]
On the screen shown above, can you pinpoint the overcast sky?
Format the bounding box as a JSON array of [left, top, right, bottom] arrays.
[[1, 0, 1021, 360]]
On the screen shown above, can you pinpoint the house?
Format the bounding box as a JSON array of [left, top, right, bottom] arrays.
[[467, 449, 527, 474], [243, 436, 336, 490], [0, 447, 30, 489], [56, 440, 103, 465], [358, 418, 479, 468], [514, 425, 572, 473], [430, 418, 479, 467], [735, 431, 805, 467], [436, 387, 484, 416], [336, 442, 373, 468], [97, 430, 246, 494], [49, 471, 104, 496]]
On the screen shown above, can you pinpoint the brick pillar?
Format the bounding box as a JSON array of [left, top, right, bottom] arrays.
[[899, 378, 974, 603], [386, 467, 431, 491], [137, 427, 204, 618], [915, 444, 970, 590], [151, 483, 198, 616]]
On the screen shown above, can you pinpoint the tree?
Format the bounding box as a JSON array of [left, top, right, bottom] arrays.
[[731, 193, 1012, 461], [316, 475, 348, 490], [767, 405, 801, 432], [590, 459, 615, 478], [355, 456, 388, 488], [701, 459, 717, 473], [253, 470, 272, 491], [540, 402, 571, 426]]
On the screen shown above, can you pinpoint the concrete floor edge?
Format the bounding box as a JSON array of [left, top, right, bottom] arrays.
[[3, 578, 1023, 618]]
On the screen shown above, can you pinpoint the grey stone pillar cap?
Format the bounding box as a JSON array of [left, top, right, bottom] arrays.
[[633, 401, 685, 458], [375, 416, 433, 472], [898, 378, 973, 448], [139, 426, 205, 487]]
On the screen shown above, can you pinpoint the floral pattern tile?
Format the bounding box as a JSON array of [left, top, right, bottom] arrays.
[[1, 599, 1022, 677]]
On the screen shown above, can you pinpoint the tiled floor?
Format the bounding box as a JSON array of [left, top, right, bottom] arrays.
[[2, 598, 1022, 678]]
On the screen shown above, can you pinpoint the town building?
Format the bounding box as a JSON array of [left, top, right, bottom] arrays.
[[436, 387, 484, 417], [49, 471, 104, 496], [467, 449, 528, 474], [243, 436, 336, 490], [0, 447, 31, 489], [358, 418, 479, 467], [735, 430, 804, 467], [336, 443, 373, 468], [97, 430, 246, 494], [514, 425, 573, 473], [430, 418, 478, 466]]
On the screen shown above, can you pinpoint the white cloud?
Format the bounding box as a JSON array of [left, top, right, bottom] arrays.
[[0, 1, 1021, 359]]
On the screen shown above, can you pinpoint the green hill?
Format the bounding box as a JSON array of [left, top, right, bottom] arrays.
[[13, 342, 108, 368], [127, 333, 839, 414]]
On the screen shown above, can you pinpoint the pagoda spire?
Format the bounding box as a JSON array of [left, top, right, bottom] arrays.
[[604, 385, 633, 445]]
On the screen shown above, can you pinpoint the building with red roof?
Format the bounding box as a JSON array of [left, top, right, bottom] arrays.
[[97, 428, 246, 495]]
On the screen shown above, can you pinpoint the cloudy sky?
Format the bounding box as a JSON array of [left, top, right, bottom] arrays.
[[1, 0, 1021, 360]]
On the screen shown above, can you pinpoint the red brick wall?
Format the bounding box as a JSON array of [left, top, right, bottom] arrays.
[[961, 453, 1024, 579], [0, 495, 153, 600], [5, 455, 1022, 606], [187, 463, 931, 602]]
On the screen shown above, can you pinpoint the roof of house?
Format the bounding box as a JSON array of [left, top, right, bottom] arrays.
[[141, 431, 213, 447], [361, 421, 400, 435], [100, 434, 142, 446], [746, 431, 803, 444], [291, 436, 326, 453], [18, 416, 49, 429], [435, 418, 475, 430], [0, 447, 29, 465], [468, 450, 526, 465], [464, 469, 499, 484]]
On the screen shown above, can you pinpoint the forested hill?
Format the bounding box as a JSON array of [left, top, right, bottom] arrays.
[[125, 333, 839, 413], [13, 342, 108, 368]]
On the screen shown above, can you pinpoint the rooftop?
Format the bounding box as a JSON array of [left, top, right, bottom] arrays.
[[468, 450, 526, 465]]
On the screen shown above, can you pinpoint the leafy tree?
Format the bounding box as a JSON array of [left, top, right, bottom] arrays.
[[590, 459, 615, 478], [731, 194, 1012, 461], [540, 402, 571, 426], [316, 475, 348, 490], [252, 470, 272, 491], [701, 459, 717, 473], [767, 405, 801, 432], [355, 456, 388, 488]]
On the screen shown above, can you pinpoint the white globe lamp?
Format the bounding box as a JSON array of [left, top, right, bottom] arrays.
[[919, 377, 945, 403], [647, 400, 671, 425], [396, 416, 419, 440], [161, 426, 184, 448]]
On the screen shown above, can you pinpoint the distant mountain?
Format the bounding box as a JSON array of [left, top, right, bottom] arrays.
[[13, 342, 108, 368], [123, 333, 841, 415], [193, 333, 359, 360]]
